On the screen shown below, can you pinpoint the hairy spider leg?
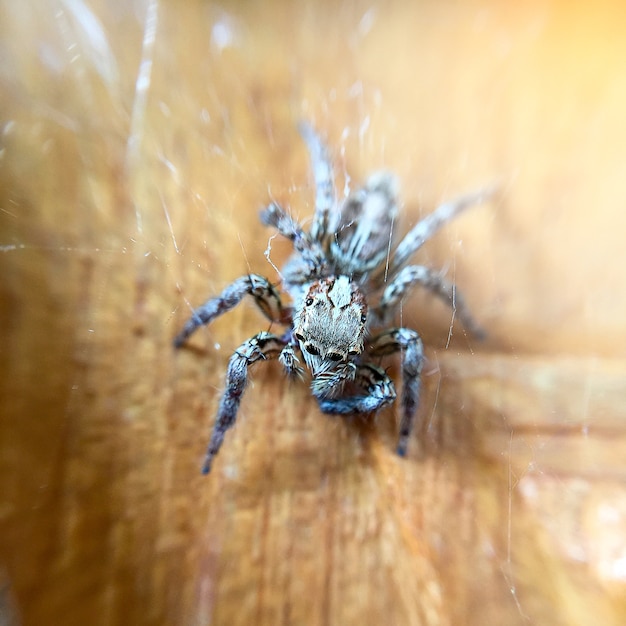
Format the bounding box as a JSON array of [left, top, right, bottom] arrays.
[[316, 363, 397, 413], [173, 274, 289, 348], [202, 332, 286, 473], [372, 265, 485, 338], [369, 328, 424, 457], [259, 203, 327, 278], [298, 121, 338, 243], [379, 186, 495, 282], [174, 123, 491, 474]]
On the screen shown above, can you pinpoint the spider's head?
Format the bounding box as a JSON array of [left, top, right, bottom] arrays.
[[293, 276, 367, 378]]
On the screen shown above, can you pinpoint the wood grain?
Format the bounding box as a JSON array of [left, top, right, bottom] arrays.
[[1, 1, 626, 624]]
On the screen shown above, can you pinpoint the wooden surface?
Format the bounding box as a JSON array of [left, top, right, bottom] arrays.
[[1, 1, 626, 624]]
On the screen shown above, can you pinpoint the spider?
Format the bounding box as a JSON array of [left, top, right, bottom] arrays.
[[174, 123, 492, 474]]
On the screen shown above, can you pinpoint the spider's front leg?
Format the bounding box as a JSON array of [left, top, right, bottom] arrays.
[[315, 363, 397, 414], [173, 274, 289, 348], [372, 265, 485, 338], [202, 332, 286, 474], [369, 328, 424, 457]]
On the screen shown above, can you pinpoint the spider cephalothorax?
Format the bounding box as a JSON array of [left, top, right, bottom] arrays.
[[174, 123, 491, 474], [294, 276, 367, 372]]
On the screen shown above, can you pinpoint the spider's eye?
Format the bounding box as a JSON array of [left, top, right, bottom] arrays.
[[347, 347, 361, 356], [326, 352, 344, 362], [304, 343, 320, 356], [294, 332, 305, 343], [360, 313, 367, 323], [305, 297, 314, 307]]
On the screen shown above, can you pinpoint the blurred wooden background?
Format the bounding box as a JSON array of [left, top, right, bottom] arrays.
[[1, 0, 626, 624]]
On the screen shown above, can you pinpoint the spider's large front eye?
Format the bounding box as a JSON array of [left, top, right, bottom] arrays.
[[304, 343, 320, 356], [326, 352, 344, 362]]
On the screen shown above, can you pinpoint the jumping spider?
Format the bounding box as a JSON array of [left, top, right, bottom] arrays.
[[174, 123, 491, 474]]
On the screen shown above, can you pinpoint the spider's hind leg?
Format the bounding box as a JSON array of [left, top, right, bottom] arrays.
[[382, 186, 494, 278], [259, 203, 326, 276], [298, 122, 337, 242]]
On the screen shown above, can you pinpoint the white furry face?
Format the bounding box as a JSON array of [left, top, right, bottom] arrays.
[[293, 275, 367, 375]]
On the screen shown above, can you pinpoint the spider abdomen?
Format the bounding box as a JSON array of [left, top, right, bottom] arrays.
[[330, 172, 399, 275]]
